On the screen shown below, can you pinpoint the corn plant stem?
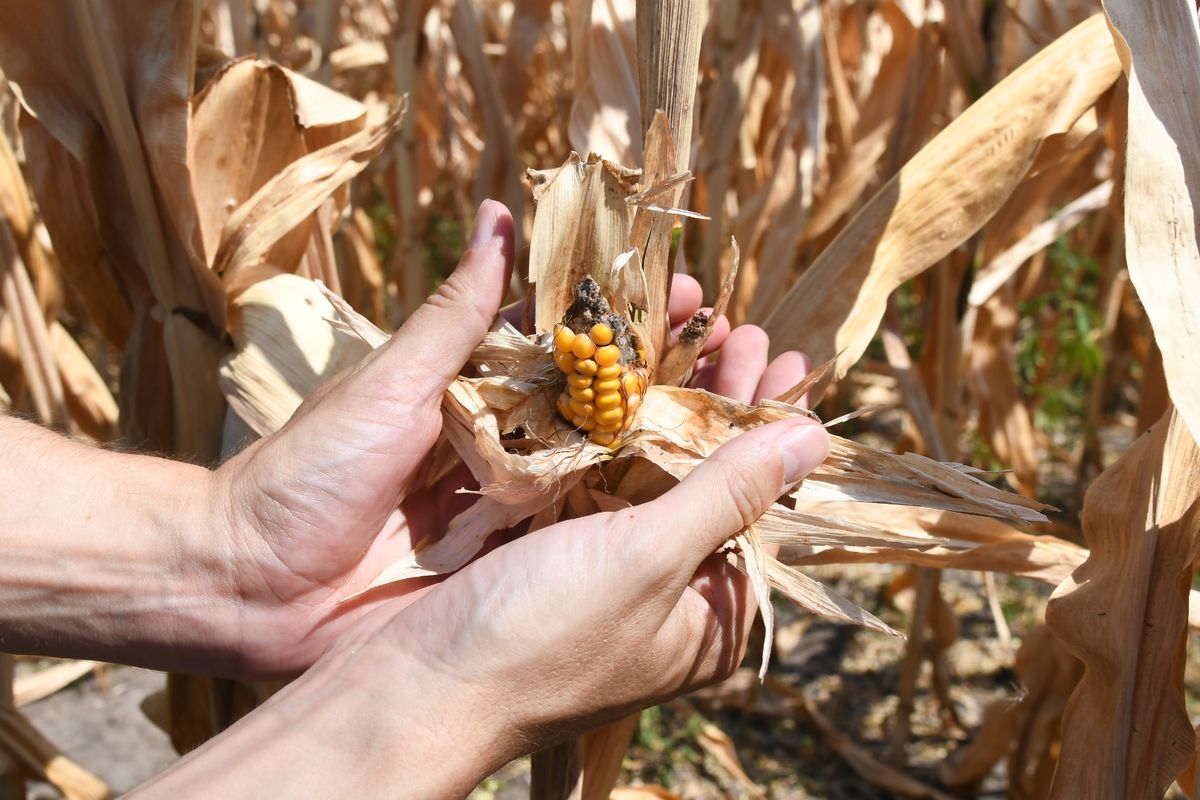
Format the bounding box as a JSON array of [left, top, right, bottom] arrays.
[[449, 0, 525, 293], [530, 741, 582, 800], [388, 2, 423, 316], [637, 0, 705, 176], [68, 0, 179, 313], [313, 0, 336, 84], [0, 655, 22, 800], [983, 571, 1012, 650], [0, 224, 68, 428], [888, 566, 939, 763], [225, 0, 252, 56], [881, 303, 956, 761]]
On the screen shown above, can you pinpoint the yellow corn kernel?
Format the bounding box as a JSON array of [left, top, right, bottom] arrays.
[[621, 372, 642, 397], [570, 400, 595, 417], [570, 386, 595, 403], [554, 325, 575, 353], [572, 414, 589, 428], [574, 358, 598, 376], [590, 323, 613, 345], [596, 364, 622, 380], [571, 334, 596, 359], [595, 345, 620, 367], [596, 407, 623, 426], [595, 393, 621, 410], [580, 418, 597, 432], [597, 422, 622, 433], [567, 373, 593, 389], [592, 431, 616, 446], [554, 352, 576, 373], [594, 378, 621, 394]]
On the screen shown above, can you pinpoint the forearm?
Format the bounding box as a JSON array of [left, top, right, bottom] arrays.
[[131, 634, 514, 799], [0, 415, 238, 673]]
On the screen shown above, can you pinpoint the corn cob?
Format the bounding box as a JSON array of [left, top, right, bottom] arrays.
[[553, 278, 647, 446]]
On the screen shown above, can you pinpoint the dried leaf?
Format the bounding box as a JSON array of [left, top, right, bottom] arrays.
[[1104, 0, 1200, 444], [763, 14, 1122, 398], [213, 103, 404, 295], [1046, 409, 1200, 799]]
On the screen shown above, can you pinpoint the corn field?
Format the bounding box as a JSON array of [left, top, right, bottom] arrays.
[[1, 0, 1198, 798]]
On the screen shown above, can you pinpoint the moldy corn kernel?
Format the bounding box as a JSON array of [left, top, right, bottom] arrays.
[[552, 277, 648, 446]]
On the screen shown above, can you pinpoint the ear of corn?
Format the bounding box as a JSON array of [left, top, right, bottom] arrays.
[[551, 278, 647, 446]]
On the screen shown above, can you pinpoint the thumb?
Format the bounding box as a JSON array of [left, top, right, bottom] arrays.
[[634, 417, 830, 578], [378, 199, 514, 405]]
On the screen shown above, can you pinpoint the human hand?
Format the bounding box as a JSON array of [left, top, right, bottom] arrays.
[[306, 415, 830, 797], [209, 201, 515, 678], [209, 198, 812, 680]]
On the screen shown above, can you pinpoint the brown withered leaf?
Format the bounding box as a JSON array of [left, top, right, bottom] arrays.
[[219, 274, 373, 437], [1046, 408, 1200, 799], [528, 154, 587, 332], [0, 223, 66, 426], [0, 0, 221, 323], [1103, 0, 1200, 444], [17, 119, 130, 348], [762, 14, 1122, 400], [568, 0, 640, 165], [191, 58, 368, 267], [627, 112, 679, 368], [212, 103, 403, 298], [50, 323, 117, 442], [773, 501, 1084, 586]]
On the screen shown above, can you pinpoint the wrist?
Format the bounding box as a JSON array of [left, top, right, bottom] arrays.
[[353, 623, 521, 796]]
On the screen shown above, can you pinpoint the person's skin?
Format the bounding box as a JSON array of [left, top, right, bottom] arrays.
[[0, 200, 829, 798]]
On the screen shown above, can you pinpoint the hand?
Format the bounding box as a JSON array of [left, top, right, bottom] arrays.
[[210, 201, 515, 678], [317, 415, 831, 797], [210, 199, 813, 680], [134, 207, 824, 797]]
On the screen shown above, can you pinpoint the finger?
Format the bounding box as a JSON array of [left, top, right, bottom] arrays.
[[380, 199, 515, 405], [632, 417, 829, 580], [668, 273, 703, 326], [709, 324, 769, 404], [248, 201, 513, 529], [754, 350, 812, 405], [688, 362, 716, 392]]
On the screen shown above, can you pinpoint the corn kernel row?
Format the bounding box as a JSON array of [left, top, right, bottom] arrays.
[[553, 322, 645, 446]]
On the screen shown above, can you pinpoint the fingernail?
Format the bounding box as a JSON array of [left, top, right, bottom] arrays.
[[778, 419, 830, 484], [468, 200, 498, 249]]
